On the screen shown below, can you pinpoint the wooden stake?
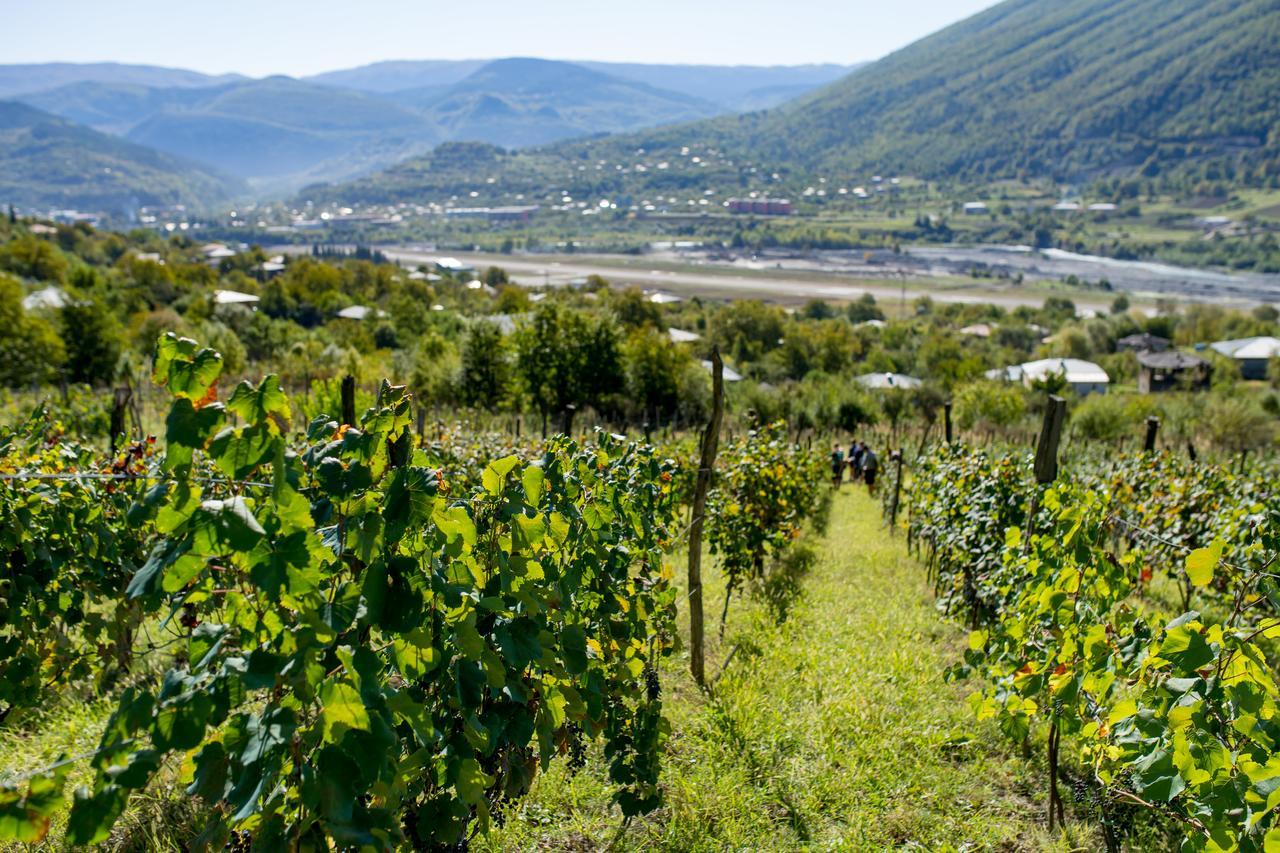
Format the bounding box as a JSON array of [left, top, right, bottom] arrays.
[[687, 347, 724, 687], [889, 449, 905, 531], [340, 375, 356, 427], [109, 385, 132, 455], [943, 400, 953, 444], [1143, 416, 1160, 453]]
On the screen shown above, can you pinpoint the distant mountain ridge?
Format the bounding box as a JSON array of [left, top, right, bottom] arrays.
[[4, 57, 855, 194], [307, 59, 859, 112], [0, 101, 241, 214], [0, 62, 243, 99]]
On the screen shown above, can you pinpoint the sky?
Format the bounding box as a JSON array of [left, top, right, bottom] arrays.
[[1, 0, 999, 77]]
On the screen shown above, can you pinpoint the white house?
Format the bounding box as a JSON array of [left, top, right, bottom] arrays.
[[213, 289, 260, 308], [21, 286, 68, 311], [856, 372, 923, 390], [667, 328, 701, 343], [1209, 336, 1280, 380], [987, 358, 1110, 395], [701, 360, 743, 382]]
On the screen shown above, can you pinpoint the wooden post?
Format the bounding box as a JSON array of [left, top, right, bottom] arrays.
[[1032, 396, 1066, 486], [944, 401, 953, 444], [515, 414, 522, 439], [340, 375, 356, 427], [1028, 393, 1067, 831], [1187, 439, 1197, 463], [687, 347, 724, 687], [1143, 416, 1160, 453], [109, 385, 132, 455], [416, 406, 426, 440], [889, 449, 905, 530]]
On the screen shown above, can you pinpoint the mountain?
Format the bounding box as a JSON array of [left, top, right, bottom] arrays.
[[309, 58, 857, 112], [0, 62, 241, 99], [390, 58, 718, 147], [575, 62, 861, 111], [716, 0, 1280, 181], [316, 0, 1280, 206], [0, 101, 241, 213], [306, 60, 487, 93], [19, 77, 439, 190]]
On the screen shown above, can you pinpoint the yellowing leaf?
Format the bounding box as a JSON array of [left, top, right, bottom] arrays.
[[1185, 540, 1224, 587]]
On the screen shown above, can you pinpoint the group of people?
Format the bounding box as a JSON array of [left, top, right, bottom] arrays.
[[831, 439, 879, 494]]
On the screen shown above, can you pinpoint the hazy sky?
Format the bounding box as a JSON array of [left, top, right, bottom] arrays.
[[2, 0, 998, 76]]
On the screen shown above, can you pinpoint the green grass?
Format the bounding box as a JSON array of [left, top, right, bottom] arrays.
[[477, 489, 1100, 850], [2, 489, 1103, 850]]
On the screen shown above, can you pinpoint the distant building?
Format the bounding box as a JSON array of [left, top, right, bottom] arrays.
[[648, 292, 683, 305], [1137, 352, 1210, 393], [213, 289, 259, 309], [987, 358, 1110, 395], [959, 323, 993, 338], [856, 372, 922, 390], [1053, 202, 1082, 212], [435, 257, 476, 277], [667, 328, 701, 343], [1088, 203, 1118, 212], [726, 198, 792, 216], [335, 305, 388, 321], [962, 202, 988, 215], [1209, 336, 1280, 380], [445, 205, 539, 222], [701, 360, 743, 381], [21, 286, 68, 311], [1117, 333, 1170, 353]]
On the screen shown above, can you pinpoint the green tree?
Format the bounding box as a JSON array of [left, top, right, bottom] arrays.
[[60, 296, 123, 386], [0, 274, 65, 386], [623, 328, 690, 424], [460, 320, 512, 411], [515, 304, 621, 434]]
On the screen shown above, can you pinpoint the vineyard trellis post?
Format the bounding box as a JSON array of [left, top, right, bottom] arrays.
[[109, 385, 132, 455], [1143, 416, 1160, 453], [889, 449, 905, 531], [1028, 393, 1067, 831], [943, 400, 953, 444], [341, 374, 356, 426], [687, 347, 724, 687]]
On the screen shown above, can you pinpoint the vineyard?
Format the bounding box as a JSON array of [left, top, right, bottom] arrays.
[[909, 441, 1280, 850], [2, 334, 1279, 850]]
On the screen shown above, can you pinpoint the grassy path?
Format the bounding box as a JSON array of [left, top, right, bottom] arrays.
[[482, 489, 1097, 850]]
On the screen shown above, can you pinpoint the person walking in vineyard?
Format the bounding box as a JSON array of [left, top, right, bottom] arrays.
[[862, 444, 879, 496], [830, 442, 845, 488], [848, 440, 864, 480]]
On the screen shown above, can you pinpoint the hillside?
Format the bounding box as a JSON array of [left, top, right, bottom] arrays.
[[311, 58, 856, 112], [730, 0, 1280, 181], [0, 62, 242, 99], [576, 61, 861, 111], [317, 0, 1280, 205], [19, 77, 439, 188], [0, 101, 241, 213], [392, 58, 718, 147]]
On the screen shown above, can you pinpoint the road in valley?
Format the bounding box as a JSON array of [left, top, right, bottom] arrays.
[[376, 247, 1119, 312]]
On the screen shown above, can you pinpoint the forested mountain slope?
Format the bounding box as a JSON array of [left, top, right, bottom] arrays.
[[0, 101, 242, 212]]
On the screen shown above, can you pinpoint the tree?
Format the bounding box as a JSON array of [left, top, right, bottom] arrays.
[[846, 293, 885, 323], [0, 274, 64, 386], [623, 328, 689, 424], [60, 295, 123, 386], [514, 304, 621, 434], [953, 381, 1026, 435], [460, 320, 512, 411], [0, 235, 68, 282]]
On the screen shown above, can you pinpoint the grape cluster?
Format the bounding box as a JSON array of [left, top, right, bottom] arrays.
[[645, 665, 661, 702], [566, 722, 587, 771]]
